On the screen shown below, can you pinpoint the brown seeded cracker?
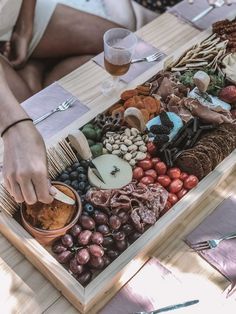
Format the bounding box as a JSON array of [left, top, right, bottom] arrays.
[[175, 152, 205, 179], [195, 144, 217, 169], [208, 135, 230, 159], [197, 138, 223, 165], [186, 148, 212, 176], [219, 123, 236, 137]]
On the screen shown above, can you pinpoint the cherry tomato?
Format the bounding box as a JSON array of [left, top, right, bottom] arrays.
[[157, 175, 171, 187], [144, 169, 157, 180], [146, 142, 156, 156], [161, 201, 172, 216], [183, 175, 199, 190], [155, 162, 167, 175], [168, 179, 183, 194], [132, 167, 144, 180], [140, 176, 155, 185], [137, 159, 153, 171], [167, 193, 178, 205], [145, 153, 152, 159], [151, 157, 160, 167], [180, 172, 188, 181], [177, 188, 188, 199], [167, 167, 181, 179]]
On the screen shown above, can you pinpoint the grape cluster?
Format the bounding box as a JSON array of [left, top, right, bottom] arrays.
[[52, 210, 142, 286], [56, 160, 90, 198]]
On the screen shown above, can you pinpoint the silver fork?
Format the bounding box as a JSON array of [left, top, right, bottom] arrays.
[[131, 51, 164, 64], [33, 96, 76, 125], [191, 0, 226, 23], [191, 231, 236, 251]]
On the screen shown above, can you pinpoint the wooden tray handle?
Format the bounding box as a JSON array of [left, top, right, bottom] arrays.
[[68, 130, 92, 161], [124, 107, 146, 132]]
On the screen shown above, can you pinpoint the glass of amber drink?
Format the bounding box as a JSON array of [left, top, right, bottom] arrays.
[[102, 28, 137, 95]]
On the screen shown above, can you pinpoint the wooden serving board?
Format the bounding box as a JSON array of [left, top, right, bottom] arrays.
[[1, 26, 236, 314]]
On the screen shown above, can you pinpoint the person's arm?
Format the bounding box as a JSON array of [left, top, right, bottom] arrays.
[[0, 64, 54, 204], [8, 0, 36, 68]]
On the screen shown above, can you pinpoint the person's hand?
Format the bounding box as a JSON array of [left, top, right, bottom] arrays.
[[2, 121, 54, 204]]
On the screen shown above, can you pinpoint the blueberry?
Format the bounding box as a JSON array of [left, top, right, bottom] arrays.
[[80, 195, 86, 204], [66, 166, 72, 173], [77, 166, 86, 174], [78, 174, 87, 182], [64, 180, 71, 186], [70, 171, 78, 180], [84, 203, 94, 215], [80, 160, 89, 168], [72, 162, 80, 170], [78, 181, 86, 191], [84, 184, 91, 193], [76, 190, 83, 196], [71, 180, 80, 190]]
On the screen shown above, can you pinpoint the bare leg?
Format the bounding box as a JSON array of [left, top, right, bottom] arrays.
[[44, 54, 94, 86], [32, 4, 121, 58], [17, 59, 46, 94], [0, 56, 32, 102]]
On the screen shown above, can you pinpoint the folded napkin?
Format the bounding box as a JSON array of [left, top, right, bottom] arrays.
[[186, 195, 236, 293], [168, 0, 236, 30], [21, 82, 89, 139], [99, 258, 202, 314], [93, 36, 165, 84]]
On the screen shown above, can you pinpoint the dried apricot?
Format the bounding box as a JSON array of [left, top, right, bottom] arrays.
[[140, 109, 150, 123], [143, 96, 158, 114], [120, 89, 138, 101]]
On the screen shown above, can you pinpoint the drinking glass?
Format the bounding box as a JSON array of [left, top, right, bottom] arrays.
[[101, 28, 137, 96]]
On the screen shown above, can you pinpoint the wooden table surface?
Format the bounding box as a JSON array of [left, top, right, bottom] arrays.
[[0, 12, 235, 314]]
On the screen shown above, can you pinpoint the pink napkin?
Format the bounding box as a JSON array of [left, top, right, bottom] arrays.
[[99, 258, 199, 314], [168, 0, 236, 30], [186, 195, 236, 293], [21, 82, 89, 139], [93, 37, 165, 84]]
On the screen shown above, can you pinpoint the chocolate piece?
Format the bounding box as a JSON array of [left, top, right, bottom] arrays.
[[193, 117, 199, 133], [199, 124, 216, 130], [189, 129, 202, 147]]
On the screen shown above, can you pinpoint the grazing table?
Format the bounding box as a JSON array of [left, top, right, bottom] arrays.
[[0, 13, 235, 313]]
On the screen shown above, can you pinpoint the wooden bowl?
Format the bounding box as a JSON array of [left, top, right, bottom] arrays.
[[20, 181, 82, 246]]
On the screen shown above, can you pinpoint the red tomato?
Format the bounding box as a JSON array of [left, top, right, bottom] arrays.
[[132, 167, 144, 180], [177, 188, 188, 199], [161, 201, 172, 216], [167, 193, 178, 205], [151, 157, 160, 167], [145, 153, 152, 159], [155, 162, 167, 175], [180, 172, 188, 181], [137, 159, 153, 171], [140, 176, 155, 185], [157, 175, 171, 187], [167, 167, 181, 179], [144, 169, 157, 180], [146, 142, 156, 156], [168, 179, 183, 194], [184, 175, 199, 190]]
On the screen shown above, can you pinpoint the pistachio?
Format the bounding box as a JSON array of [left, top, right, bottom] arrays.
[[132, 151, 138, 158], [131, 128, 139, 136], [103, 148, 108, 154], [142, 134, 149, 142], [135, 152, 146, 161], [125, 128, 131, 137], [105, 143, 113, 152], [115, 139, 121, 144], [120, 144, 128, 152], [106, 132, 115, 138], [112, 144, 119, 150], [124, 139, 133, 146], [121, 135, 128, 141], [112, 150, 121, 155], [114, 135, 120, 140], [129, 159, 136, 166], [124, 153, 132, 161], [133, 136, 142, 142], [109, 138, 115, 144], [135, 141, 145, 146], [128, 144, 138, 152], [139, 145, 147, 152]]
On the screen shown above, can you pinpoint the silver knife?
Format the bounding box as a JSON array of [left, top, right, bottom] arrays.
[[135, 299, 199, 314], [54, 187, 75, 205], [191, 0, 224, 22]]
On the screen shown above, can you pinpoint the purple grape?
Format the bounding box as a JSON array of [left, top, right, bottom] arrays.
[[102, 236, 114, 248], [113, 231, 125, 241], [122, 224, 134, 236], [76, 248, 90, 265], [80, 215, 95, 230], [109, 215, 121, 230], [97, 224, 110, 235], [56, 251, 73, 264], [89, 256, 104, 269], [69, 258, 84, 274], [91, 232, 104, 245], [77, 230, 92, 246], [118, 211, 129, 224], [107, 250, 119, 260], [89, 244, 104, 257], [116, 239, 128, 252], [103, 255, 111, 268], [61, 234, 74, 248], [77, 270, 92, 286], [128, 232, 142, 243], [93, 211, 108, 225], [70, 224, 82, 237], [52, 242, 67, 254]]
